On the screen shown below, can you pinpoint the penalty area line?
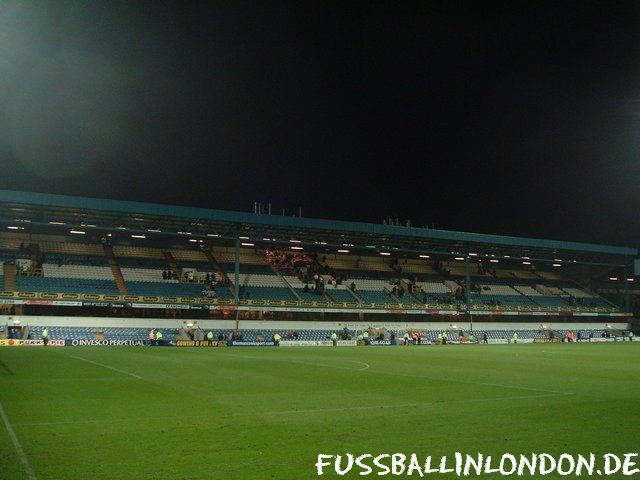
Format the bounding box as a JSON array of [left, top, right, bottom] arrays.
[[70, 355, 142, 379], [0, 399, 37, 480]]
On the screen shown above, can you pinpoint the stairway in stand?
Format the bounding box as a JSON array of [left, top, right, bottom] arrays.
[[3, 263, 16, 291], [202, 249, 235, 296], [163, 251, 180, 281], [103, 244, 129, 295]]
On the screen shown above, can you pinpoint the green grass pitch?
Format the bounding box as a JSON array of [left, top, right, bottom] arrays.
[[0, 343, 639, 479]]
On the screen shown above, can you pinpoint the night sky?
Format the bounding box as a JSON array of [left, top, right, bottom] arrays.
[[1, 2, 640, 246]]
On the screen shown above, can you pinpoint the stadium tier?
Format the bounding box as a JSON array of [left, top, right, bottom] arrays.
[[0, 237, 621, 313], [21, 325, 633, 345], [0, 190, 635, 324]]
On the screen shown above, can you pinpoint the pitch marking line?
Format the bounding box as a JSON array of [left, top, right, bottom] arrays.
[[13, 391, 573, 428], [221, 353, 562, 394], [372, 369, 572, 395], [14, 402, 418, 427], [0, 399, 37, 479], [70, 355, 142, 379], [223, 352, 370, 372]]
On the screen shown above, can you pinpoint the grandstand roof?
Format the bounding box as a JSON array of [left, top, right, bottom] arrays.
[[0, 190, 635, 266]]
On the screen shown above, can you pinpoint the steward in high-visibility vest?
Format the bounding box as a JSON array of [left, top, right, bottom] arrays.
[[156, 330, 163, 346], [207, 330, 214, 345], [331, 332, 338, 346], [512, 332, 518, 344], [630, 331, 634, 342], [442, 331, 447, 345], [42, 328, 49, 346], [362, 330, 369, 345], [273, 333, 281, 346]]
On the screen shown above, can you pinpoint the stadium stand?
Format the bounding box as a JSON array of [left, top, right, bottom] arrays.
[[0, 235, 621, 313], [0, 190, 633, 328]]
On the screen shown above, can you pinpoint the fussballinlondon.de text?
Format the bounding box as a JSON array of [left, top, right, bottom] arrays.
[[315, 453, 640, 476]]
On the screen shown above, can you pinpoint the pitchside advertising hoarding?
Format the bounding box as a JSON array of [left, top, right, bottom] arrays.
[[67, 339, 147, 346], [0, 339, 65, 347], [176, 340, 226, 347], [279, 340, 358, 347]]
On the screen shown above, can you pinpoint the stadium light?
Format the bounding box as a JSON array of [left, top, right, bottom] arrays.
[[188, 239, 199, 243], [627, 278, 635, 282], [241, 242, 254, 247], [609, 277, 618, 281], [380, 252, 391, 256], [468, 253, 478, 256], [504, 255, 511, 258], [239, 236, 250, 240], [131, 234, 146, 239], [148, 229, 161, 233], [419, 254, 430, 258], [49, 221, 65, 225], [552, 263, 561, 267], [291, 246, 303, 250], [522, 261, 531, 265], [338, 249, 349, 253], [554, 258, 562, 262], [7, 226, 23, 230], [454, 257, 465, 261], [489, 259, 499, 263], [207, 233, 220, 237], [69, 230, 86, 235], [289, 239, 301, 243]]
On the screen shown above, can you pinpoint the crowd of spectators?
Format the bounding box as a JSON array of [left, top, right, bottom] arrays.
[[477, 260, 497, 277], [433, 259, 451, 277], [566, 295, 597, 308], [162, 270, 178, 280], [390, 283, 405, 299], [266, 249, 312, 276]]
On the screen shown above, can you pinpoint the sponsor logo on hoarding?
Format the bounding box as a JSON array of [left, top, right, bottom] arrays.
[[0, 339, 20, 346], [280, 340, 333, 347], [23, 299, 53, 305], [176, 340, 224, 347], [69, 339, 146, 346], [19, 339, 65, 347], [164, 304, 191, 310], [229, 341, 275, 346]]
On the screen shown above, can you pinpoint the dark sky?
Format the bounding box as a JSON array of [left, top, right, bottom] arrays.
[[1, 1, 640, 246]]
